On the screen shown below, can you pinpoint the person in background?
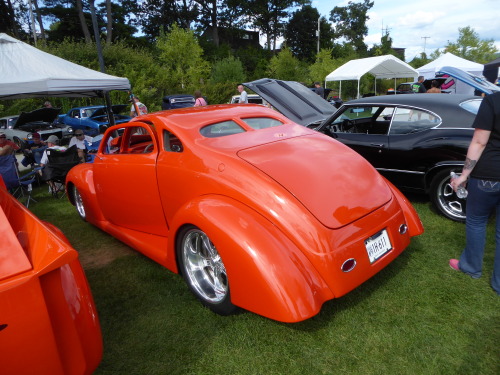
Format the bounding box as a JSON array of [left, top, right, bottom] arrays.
[[0, 132, 20, 155], [194, 90, 207, 106], [237, 84, 248, 103], [21, 132, 47, 167], [39, 135, 67, 167], [426, 80, 441, 93], [130, 96, 148, 117], [314, 82, 325, 99], [412, 76, 427, 93], [69, 130, 93, 162], [43, 101, 53, 108], [449, 91, 500, 296]]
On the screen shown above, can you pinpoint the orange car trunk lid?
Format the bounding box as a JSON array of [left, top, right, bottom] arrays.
[[237, 135, 392, 229]]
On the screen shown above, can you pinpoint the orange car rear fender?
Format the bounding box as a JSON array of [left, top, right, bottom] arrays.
[[169, 195, 334, 323], [385, 179, 424, 237]]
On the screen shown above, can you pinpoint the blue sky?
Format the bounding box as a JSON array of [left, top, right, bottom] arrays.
[[309, 0, 500, 62]]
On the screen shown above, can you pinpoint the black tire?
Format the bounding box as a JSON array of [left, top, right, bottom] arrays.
[[73, 186, 87, 221], [176, 225, 237, 315], [430, 169, 466, 222]]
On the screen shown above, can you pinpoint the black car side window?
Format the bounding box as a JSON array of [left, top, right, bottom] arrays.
[[389, 108, 440, 135]]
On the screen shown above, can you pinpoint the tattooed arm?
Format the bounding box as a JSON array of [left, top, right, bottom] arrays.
[[451, 128, 491, 190]]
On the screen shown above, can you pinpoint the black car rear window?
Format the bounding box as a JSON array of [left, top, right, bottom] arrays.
[[460, 99, 482, 115]]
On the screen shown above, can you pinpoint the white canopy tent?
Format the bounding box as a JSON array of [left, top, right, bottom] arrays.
[[325, 55, 418, 99], [0, 33, 130, 100], [417, 52, 484, 94], [417, 52, 483, 79]]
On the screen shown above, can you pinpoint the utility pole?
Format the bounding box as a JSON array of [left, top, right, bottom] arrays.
[[422, 36, 430, 55], [316, 17, 320, 54]]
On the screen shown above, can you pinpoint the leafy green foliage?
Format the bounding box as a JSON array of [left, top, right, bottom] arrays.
[[284, 6, 334, 63], [329, 0, 374, 54], [157, 24, 211, 92], [267, 47, 307, 81], [445, 26, 498, 64], [210, 56, 246, 84]]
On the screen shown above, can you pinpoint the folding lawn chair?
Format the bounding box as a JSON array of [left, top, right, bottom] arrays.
[[0, 154, 40, 208], [42, 145, 81, 198]]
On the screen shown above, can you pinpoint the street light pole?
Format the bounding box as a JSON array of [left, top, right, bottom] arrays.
[[317, 17, 320, 54]]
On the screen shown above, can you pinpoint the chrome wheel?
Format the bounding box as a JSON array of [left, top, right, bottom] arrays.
[[181, 228, 228, 303], [73, 187, 86, 221], [431, 169, 466, 222]]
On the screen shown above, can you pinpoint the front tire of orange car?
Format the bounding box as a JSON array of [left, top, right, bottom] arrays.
[[177, 225, 237, 316], [73, 186, 87, 221]]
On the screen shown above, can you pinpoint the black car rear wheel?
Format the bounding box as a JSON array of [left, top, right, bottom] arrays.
[[430, 169, 466, 222]]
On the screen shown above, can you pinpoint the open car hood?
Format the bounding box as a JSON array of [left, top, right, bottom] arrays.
[[436, 66, 500, 95], [244, 79, 336, 127], [15, 107, 60, 127], [91, 104, 128, 118]]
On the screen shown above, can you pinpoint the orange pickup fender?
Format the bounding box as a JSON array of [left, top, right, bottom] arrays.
[[168, 195, 334, 323]]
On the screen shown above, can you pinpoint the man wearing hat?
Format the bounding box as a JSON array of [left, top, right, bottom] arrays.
[[0, 132, 20, 155], [20, 132, 47, 167], [39, 135, 66, 167]]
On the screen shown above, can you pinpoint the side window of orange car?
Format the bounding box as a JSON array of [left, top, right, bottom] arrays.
[[163, 130, 183, 152]]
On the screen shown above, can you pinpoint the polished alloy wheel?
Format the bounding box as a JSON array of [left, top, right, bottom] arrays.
[[181, 228, 228, 304], [431, 170, 466, 222], [73, 187, 86, 221]]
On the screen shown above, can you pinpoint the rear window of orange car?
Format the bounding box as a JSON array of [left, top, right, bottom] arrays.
[[241, 117, 283, 129], [200, 120, 245, 138]]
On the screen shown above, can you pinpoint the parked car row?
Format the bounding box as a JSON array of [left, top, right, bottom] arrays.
[[0, 107, 73, 148]]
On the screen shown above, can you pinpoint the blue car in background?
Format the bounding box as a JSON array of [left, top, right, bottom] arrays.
[[60, 104, 131, 136]]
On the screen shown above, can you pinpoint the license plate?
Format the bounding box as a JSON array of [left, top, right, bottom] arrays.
[[365, 229, 392, 263]]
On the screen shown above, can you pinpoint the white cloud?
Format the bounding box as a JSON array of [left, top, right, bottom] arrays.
[[314, 0, 500, 62]]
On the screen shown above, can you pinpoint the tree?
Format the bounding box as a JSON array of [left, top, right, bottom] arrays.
[[329, 0, 373, 54], [266, 47, 306, 81], [210, 56, 246, 83], [156, 24, 210, 90], [76, 0, 92, 43], [138, 0, 198, 40], [241, 0, 306, 51], [370, 32, 394, 57], [445, 26, 498, 64], [284, 5, 334, 62], [309, 48, 338, 84]]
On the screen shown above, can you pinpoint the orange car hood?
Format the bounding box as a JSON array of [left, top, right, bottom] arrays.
[[237, 134, 392, 229]]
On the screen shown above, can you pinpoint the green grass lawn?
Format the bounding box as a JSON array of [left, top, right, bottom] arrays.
[[29, 187, 499, 375]]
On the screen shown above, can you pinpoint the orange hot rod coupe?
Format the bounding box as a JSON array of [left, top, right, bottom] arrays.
[[65, 104, 423, 322], [0, 178, 102, 374]]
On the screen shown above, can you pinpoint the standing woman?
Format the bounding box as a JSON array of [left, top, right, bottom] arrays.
[[450, 92, 500, 296], [194, 91, 207, 106]]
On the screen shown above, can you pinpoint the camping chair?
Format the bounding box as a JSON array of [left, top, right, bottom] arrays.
[[0, 154, 40, 208], [42, 145, 80, 198]]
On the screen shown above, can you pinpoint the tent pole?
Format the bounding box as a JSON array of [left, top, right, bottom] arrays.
[[340, 81, 342, 100], [357, 80, 360, 98], [89, 0, 115, 127], [375, 78, 377, 96]]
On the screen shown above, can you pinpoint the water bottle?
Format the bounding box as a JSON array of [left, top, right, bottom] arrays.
[[450, 172, 468, 199]]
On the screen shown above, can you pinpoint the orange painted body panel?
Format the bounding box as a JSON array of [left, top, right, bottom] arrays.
[[0, 179, 102, 375], [66, 104, 423, 322]]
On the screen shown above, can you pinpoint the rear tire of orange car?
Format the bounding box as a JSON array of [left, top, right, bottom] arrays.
[[73, 186, 87, 221], [176, 225, 238, 316]]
